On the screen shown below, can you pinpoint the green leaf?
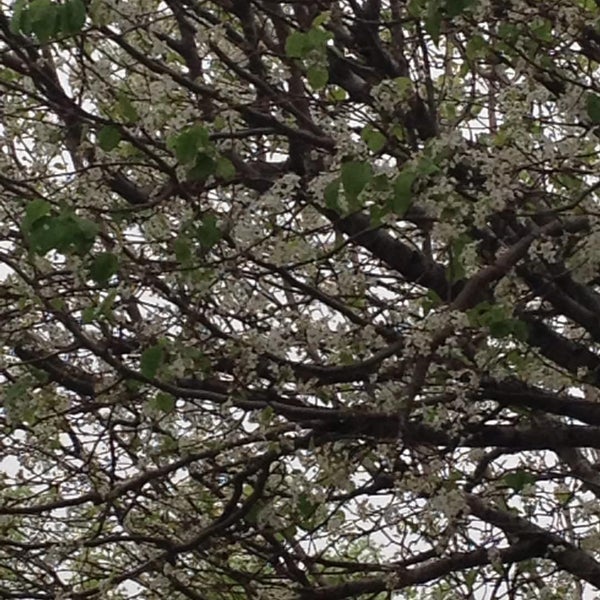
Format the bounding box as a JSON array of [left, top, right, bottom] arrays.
[[532, 18, 552, 42], [498, 22, 519, 45], [196, 214, 221, 249], [169, 124, 211, 165], [297, 493, 317, 519], [466, 35, 487, 60], [244, 500, 264, 525], [117, 90, 138, 123], [371, 174, 390, 192], [59, 0, 86, 34], [26, 211, 98, 256], [511, 319, 529, 341], [140, 344, 164, 379], [444, 0, 477, 18], [307, 65, 328, 90], [59, 215, 98, 255], [488, 319, 513, 339], [491, 316, 527, 340], [464, 570, 477, 590], [285, 26, 330, 59], [587, 93, 600, 124], [81, 306, 96, 324], [416, 156, 440, 176], [312, 11, 330, 27], [48, 297, 67, 310], [27, 216, 61, 254], [341, 160, 373, 205], [29, 0, 59, 42], [89, 252, 119, 285], [369, 204, 387, 226], [328, 86, 347, 102], [407, 0, 422, 18], [503, 469, 536, 493], [307, 27, 331, 49], [88, 0, 111, 26], [361, 125, 387, 153], [9, 0, 27, 34], [97, 125, 121, 151], [555, 488, 573, 507], [187, 153, 216, 181], [171, 133, 197, 165], [6, 378, 30, 402], [215, 155, 236, 180], [391, 169, 416, 215], [466, 302, 492, 326], [125, 378, 142, 392], [153, 392, 175, 413], [174, 237, 192, 264], [98, 289, 117, 317], [192, 125, 211, 146], [324, 178, 341, 211], [425, 0, 442, 45], [285, 31, 308, 58], [467, 302, 528, 340], [22, 199, 51, 232], [394, 76, 414, 97], [258, 406, 275, 426]]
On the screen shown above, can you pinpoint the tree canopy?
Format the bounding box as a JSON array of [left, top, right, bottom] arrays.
[[2, 0, 600, 597]]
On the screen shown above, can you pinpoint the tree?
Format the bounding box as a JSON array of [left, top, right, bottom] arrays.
[[2, 0, 600, 597]]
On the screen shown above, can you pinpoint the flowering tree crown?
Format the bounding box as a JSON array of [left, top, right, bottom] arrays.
[[1, 0, 600, 598]]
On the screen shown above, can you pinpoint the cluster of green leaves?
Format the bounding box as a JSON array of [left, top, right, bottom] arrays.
[[22, 199, 98, 256], [88, 252, 119, 285], [140, 343, 165, 379], [81, 289, 118, 324], [467, 302, 528, 340], [10, 0, 86, 42], [167, 124, 235, 181], [503, 469, 537, 493], [139, 344, 176, 412], [173, 214, 222, 269], [21, 200, 120, 287], [285, 13, 332, 90], [96, 91, 142, 151], [407, 0, 478, 44], [97, 125, 122, 152], [325, 150, 440, 220], [361, 125, 387, 154]]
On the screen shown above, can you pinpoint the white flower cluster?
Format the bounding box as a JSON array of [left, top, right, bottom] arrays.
[[307, 170, 339, 200], [531, 237, 559, 263], [232, 217, 265, 247], [566, 219, 600, 282], [142, 213, 171, 242], [370, 78, 411, 114], [260, 172, 301, 212], [253, 327, 287, 355], [316, 115, 367, 160], [556, 2, 585, 38], [410, 309, 470, 353], [376, 380, 403, 411], [470, 0, 493, 21], [556, 83, 589, 125], [430, 219, 466, 247]]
